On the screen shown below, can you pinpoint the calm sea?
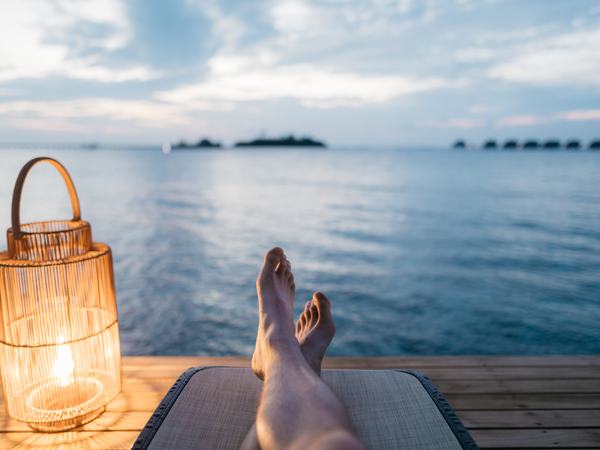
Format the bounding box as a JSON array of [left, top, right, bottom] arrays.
[[1, 147, 599, 356]]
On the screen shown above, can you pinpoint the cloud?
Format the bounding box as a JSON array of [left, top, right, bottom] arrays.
[[488, 28, 600, 86], [0, 0, 155, 82], [468, 104, 499, 114], [157, 50, 452, 108], [433, 118, 485, 129], [4, 118, 94, 134], [495, 115, 546, 127], [455, 47, 495, 63], [0, 99, 190, 128], [557, 109, 600, 122], [496, 109, 600, 127]]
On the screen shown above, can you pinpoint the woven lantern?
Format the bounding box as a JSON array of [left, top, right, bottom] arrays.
[[0, 157, 121, 431]]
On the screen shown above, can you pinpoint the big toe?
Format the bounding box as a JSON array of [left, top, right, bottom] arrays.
[[313, 292, 332, 321], [263, 247, 285, 271]]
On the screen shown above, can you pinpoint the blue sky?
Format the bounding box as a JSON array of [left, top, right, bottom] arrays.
[[0, 0, 599, 146]]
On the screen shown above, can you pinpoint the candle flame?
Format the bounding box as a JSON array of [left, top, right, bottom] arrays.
[[53, 336, 74, 386]]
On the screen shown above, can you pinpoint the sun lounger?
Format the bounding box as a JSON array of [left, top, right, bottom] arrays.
[[133, 367, 478, 449]]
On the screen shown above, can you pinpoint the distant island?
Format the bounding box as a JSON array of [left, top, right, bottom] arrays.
[[235, 135, 326, 148], [172, 138, 222, 149]]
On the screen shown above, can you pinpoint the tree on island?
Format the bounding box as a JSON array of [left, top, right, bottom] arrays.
[[172, 138, 222, 149], [235, 134, 326, 147]]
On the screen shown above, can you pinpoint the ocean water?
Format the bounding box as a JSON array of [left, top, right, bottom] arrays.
[[1, 147, 599, 356]]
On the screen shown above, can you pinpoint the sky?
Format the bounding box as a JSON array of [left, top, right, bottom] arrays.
[[0, 0, 599, 147]]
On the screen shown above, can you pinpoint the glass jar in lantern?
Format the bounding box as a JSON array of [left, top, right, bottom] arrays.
[[0, 157, 121, 431]]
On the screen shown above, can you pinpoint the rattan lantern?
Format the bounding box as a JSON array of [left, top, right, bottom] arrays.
[[0, 157, 121, 431]]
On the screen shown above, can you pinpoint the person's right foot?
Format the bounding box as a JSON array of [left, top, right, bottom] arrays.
[[295, 292, 336, 375], [251, 247, 299, 380]]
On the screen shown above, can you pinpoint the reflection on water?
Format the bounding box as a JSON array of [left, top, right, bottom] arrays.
[[1, 148, 600, 355]]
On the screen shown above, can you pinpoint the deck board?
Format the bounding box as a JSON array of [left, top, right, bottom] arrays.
[[1, 355, 599, 449]]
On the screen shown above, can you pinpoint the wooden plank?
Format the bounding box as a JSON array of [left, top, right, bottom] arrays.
[[471, 428, 600, 448], [117, 377, 600, 395], [458, 409, 600, 429], [320, 356, 600, 368], [0, 431, 139, 450], [0, 411, 152, 432], [120, 366, 600, 381], [448, 394, 600, 410], [121, 363, 600, 380], [410, 366, 600, 380], [436, 379, 600, 394], [105, 392, 164, 412], [122, 355, 600, 368]]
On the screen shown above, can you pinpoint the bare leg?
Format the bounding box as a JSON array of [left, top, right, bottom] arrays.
[[240, 283, 336, 450], [244, 248, 365, 450]]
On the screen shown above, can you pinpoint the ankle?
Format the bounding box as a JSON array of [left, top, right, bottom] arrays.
[[263, 328, 299, 355]]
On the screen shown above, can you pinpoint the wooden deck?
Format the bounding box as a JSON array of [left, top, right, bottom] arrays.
[[1, 355, 599, 449]]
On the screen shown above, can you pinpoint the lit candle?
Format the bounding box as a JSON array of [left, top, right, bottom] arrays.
[[53, 336, 75, 387]]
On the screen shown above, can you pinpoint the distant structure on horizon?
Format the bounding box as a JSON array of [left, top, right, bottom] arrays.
[[171, 138, 222, 150], [235, 135, 326, 148], [483, 139, 497, 150], [453, 138, 600, 150]]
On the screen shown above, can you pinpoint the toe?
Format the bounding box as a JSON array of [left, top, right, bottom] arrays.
[[310, 303, 319, 320], [276, 256, 290, 275], [313, 292, 332, 320], [264, 247, 284, 270]]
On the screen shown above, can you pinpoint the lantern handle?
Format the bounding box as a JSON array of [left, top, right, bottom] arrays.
[[11, 157, 81, 240]]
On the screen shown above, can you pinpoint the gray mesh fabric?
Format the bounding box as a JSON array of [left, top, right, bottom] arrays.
[[147, 368, 464, 450]]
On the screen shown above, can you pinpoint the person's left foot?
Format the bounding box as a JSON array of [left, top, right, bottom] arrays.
[[296, 292, 336, 376]]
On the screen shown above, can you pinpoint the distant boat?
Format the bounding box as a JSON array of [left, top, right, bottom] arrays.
[[162, 142, 172, 154], [503, 139, 518, 150], [565, 140, 581, 150], [453, 140, 466, 149], [172, 138, 222, 150], [523, 140, 540, 149], [235, 135, 326, 148], [483, 140, 497, 150], [590, 140, 600, 150]]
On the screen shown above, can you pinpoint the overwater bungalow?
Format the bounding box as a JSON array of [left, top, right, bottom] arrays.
[[453, 139, 466, 149], [523, 139, 540, 149], [483, 139, 497, 149], [503, 139, 518, 150], [543, 139, 561, 149], [565, 139, 581, 150]]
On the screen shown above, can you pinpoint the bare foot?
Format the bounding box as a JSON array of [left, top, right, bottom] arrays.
[[251, 247, 299, 380], [296, 292, 336, 376]]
